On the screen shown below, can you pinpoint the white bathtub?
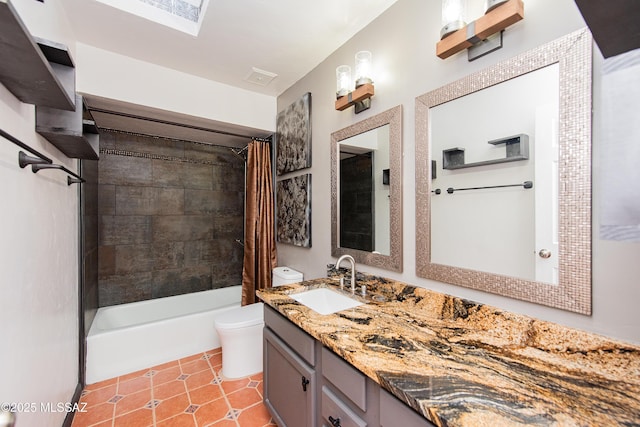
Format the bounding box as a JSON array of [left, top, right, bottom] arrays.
[[86, 285, 241, 384]]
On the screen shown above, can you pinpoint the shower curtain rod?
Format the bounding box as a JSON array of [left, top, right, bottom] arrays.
[[88, 107, 273, 142], [100, 127, 249, 152]]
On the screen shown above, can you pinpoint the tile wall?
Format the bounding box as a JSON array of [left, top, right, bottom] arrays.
[[97, 131, 245, 306]]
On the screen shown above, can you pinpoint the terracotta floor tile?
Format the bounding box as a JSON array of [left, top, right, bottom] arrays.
[[185, 369, 216, 389], [80, 384, 118, 408], [118, 376, 151, 395], [236, 402, 274, 427], [180, 352, 206, 364], [70, 401, 114, 427], [151, 359, 180, 372], [220, 378, 250, 395], [118, 368, 151, 383], [203, 419, 238, 427], [156, 413, 198, 427], [152, 365, 182, 386], [155, 392, 191, 423], [226, 388, 262, 410], [113, 407, 153, 427], [154, 379, 187, 400], [194, 398, 231, 426], [115, 387, 152, 417], [188, 383, 223, 405], [208, 353, 223, 368], [249, 372, 263, 382], [181, 358, 212, 375], [85, 377, 117, 391], [85, 420, 114, 427], [76, 348, 275, 427]]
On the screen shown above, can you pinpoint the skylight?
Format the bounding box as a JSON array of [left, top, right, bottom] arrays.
[[96, 0, 209, 36]]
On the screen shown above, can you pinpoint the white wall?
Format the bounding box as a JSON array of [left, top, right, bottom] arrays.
[[75, 43, 277, 132], [0, 1, 79, 426], [276, 0, 640, 344]]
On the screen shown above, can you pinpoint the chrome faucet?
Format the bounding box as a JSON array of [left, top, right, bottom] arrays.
[[336, 254, 356, 293]]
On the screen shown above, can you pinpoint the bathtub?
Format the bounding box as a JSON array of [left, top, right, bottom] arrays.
[[86, 285, 241, 384]]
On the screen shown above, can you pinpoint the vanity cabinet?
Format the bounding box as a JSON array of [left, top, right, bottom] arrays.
[[380, 389, 435, 427], [320, 347, 378, 427], [263, 305, 435, 427], [264, 306, 317, 427]]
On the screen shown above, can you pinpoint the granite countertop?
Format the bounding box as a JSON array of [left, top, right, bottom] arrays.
[[257, 274, 640, 427]]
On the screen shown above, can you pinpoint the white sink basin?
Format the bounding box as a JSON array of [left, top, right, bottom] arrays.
[[290, 288, 363, 315]]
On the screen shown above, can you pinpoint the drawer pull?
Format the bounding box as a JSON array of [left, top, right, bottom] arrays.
[[301, 376, 310, 392], [328, 415, 341, 427]]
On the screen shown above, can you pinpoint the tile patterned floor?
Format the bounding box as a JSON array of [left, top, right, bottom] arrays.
[[71, 348, 276, 427]]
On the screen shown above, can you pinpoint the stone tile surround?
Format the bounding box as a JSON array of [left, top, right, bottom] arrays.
[[97, 131, 245, 306]]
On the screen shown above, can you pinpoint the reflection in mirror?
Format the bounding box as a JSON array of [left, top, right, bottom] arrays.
[[430, 64, 559, 283], [339, 124, 390, 255], [415, 29, 592, 314], [332, 105, 402, 272]]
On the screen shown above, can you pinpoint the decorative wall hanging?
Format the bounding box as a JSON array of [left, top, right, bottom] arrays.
[[277, 173, 312, 247], [276, 92, 312, 175]]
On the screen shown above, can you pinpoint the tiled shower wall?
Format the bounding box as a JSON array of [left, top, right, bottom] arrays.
[[97, 131, 245, 306]]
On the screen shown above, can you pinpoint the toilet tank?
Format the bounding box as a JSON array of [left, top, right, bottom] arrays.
[[272, 267, 303, 287]]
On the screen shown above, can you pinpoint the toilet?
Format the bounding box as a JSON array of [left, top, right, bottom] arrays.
[[214, 266, 303, 378]]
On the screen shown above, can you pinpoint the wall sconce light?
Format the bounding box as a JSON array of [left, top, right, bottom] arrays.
[[441, 0, 466, 39], [335, 51, 375, 114], [436, 0, 524, 61]]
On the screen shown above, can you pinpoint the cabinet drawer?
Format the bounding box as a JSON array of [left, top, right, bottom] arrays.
[[380, 389, 435, 427], [322, 386, 367, 427], [264, 305, 315, 366], [322, 347, 366, 411]]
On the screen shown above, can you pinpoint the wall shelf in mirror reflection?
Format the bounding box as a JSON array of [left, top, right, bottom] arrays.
[[331, 105, 402, 272], [416, 28, 593, 314]]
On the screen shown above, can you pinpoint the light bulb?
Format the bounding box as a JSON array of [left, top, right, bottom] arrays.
[[441, 0, 466, 39], [336, 65, 351, 98], [354, 51, 373, 87]]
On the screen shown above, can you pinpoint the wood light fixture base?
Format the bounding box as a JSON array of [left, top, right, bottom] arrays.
[[436, 0, 524, 59], [335, 83, 375, 113]]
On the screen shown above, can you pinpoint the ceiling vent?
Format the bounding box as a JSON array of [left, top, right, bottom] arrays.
[[244, 67, 278, 87]]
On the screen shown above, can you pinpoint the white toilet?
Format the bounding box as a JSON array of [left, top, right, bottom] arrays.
[[214, 266, 303, 379]]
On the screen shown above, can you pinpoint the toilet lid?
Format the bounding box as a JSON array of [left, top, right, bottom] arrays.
[[215, 302, 264, 329]]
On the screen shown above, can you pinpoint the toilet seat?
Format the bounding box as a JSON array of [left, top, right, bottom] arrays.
[[215, 302, 264, 329]]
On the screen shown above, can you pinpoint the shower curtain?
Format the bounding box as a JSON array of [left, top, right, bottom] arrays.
[[241, 139, 277, 305]]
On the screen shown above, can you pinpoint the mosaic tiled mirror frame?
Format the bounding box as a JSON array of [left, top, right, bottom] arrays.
[[331, 105, 403, 272], [415, 29, 593, 314]]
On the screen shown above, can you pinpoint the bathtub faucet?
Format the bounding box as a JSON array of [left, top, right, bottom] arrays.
[[336, 254, 356, 294]]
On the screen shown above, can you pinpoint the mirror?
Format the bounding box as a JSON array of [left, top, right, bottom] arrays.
[[331, 105, 402, 272], [415, 29, 592, 314]]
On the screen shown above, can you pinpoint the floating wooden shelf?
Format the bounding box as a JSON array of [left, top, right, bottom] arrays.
[[0, 0, 76, 110], [436, 0, 524, 59], [335, 83, 375, 111], [36, 94, 100, 160]]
